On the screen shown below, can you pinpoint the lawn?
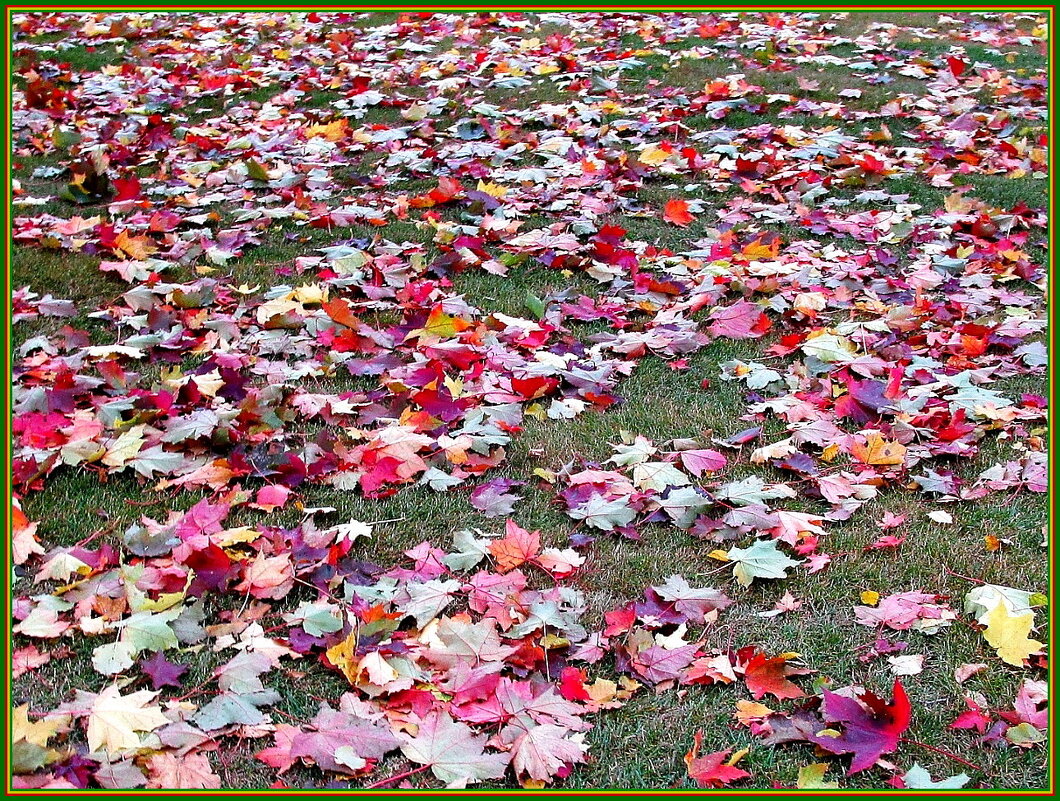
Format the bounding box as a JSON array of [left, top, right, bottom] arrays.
[[9, 10, 1049, 791]]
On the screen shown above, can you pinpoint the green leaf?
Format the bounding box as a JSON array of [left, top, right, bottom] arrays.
[[569, 494, 636, 531], [902, 763, 970, 789], [52, 126, 82, 150], [122, 610, 181, 652], [194, 690, 281, 731], [287, 600, 344, 637], [797, 762, 839, 789], [245, 158, 270, 182], [92, 641, 137, 676], [727, 538, 802, 587], [524, 292, 546, 320], [12, 740, 49, 773]]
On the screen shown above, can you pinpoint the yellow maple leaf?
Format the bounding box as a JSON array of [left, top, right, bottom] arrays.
[[475, 180, 508, 199], [192, 369, 225, 397], [293, 283, 327, 305], [326, 631, 359, 685], [102, 424, 146, 468], [304, 118, 349, 141], [114, 229, 158, 260], [850, 432, 907, 466], [406, 306, 472, 341], [13, 704, 70, 748], [983, 603, 1043, 667], [87, 685, 169, 754], [638, 144, 670, 166], [734, 699, 773, 725]]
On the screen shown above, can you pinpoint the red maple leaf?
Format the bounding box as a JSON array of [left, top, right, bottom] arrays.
[[810, 680, 911, 774], [742, 651, 808, 701], [488, 519, 541, 572], [684, 733, 750, 788], [663, 198, 694, 227]]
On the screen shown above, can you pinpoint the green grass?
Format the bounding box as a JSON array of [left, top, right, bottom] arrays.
[[10, 10, 1048, 791]]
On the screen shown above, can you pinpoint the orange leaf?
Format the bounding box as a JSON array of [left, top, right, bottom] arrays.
[[743, 651, 808, 700], [114, 229, 158, 260], [488, 519, 541, 572], [322, 297, 359, 328], [663, 198, 694, 227], [741, 237, 780, 259], [850, 432, 907, 466]]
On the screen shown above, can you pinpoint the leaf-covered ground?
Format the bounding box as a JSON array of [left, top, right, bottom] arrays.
[[9, 10, 1049, 791]]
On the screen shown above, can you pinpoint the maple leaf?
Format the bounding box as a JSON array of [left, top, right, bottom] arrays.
[[286, 600, 344, 637], [398, 711, 509, 788], [95, 759, 148, 789], [902, 763, 969, 789], [652, 575, 732, 623], [717, 475, 796, 506], [138, 652, 188, 690], [663, 198, 694, 227], [709, 300, 769, 340], [101, 424, 146, 469], [146, 752, 221, 789], [568, 493, 636, 531], [535, 547, 585, 578], [854, 591, 956, 634], [86, 685, 170, 754], [404, 579, 461, 626], [964, 584, 1037, 624], [236, 553, 294, 600], [194, 690, 281, 731], [950, 696, 991, 734], [742, 651, 809, 700], [12, 502, 43, 566], [510, 724, 587, 784], [7, 10, 1051, 792], [632, 643, 700, 685], [290, 705, 400, 775], [810, 680, 911, 774], [488, 520, 542, 572], [114, 229, 158, 260], [252, 484, 291, 512], [127, 446, 185, 479], [470, 478, 524, 518], [684, 733, 750, 788], [679, 449, 727, 476], [727, 539, 802, 587], [13, 704, 68, 753], [421, 615, 517, 668], [954, 663, 988, 685], [982, 603, 1043, 667], [797, 762, 839, 789], [801, 332, 857, 363], [256, 724, 301, 773], [407, 305, 472, 340], [850, 432, 907, 466], [632, 461, 690, 492], [216, 651, 272, 694], [304, 117, 350, 141], [887, 654, 925, 676], [608, 436, 657, 466], [12, 645, 51, 678]]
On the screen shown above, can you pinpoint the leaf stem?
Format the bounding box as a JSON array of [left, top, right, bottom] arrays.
[[942, 565, 986, 585], [365, 763, 431, 789], [899, 737, 983, 772]]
